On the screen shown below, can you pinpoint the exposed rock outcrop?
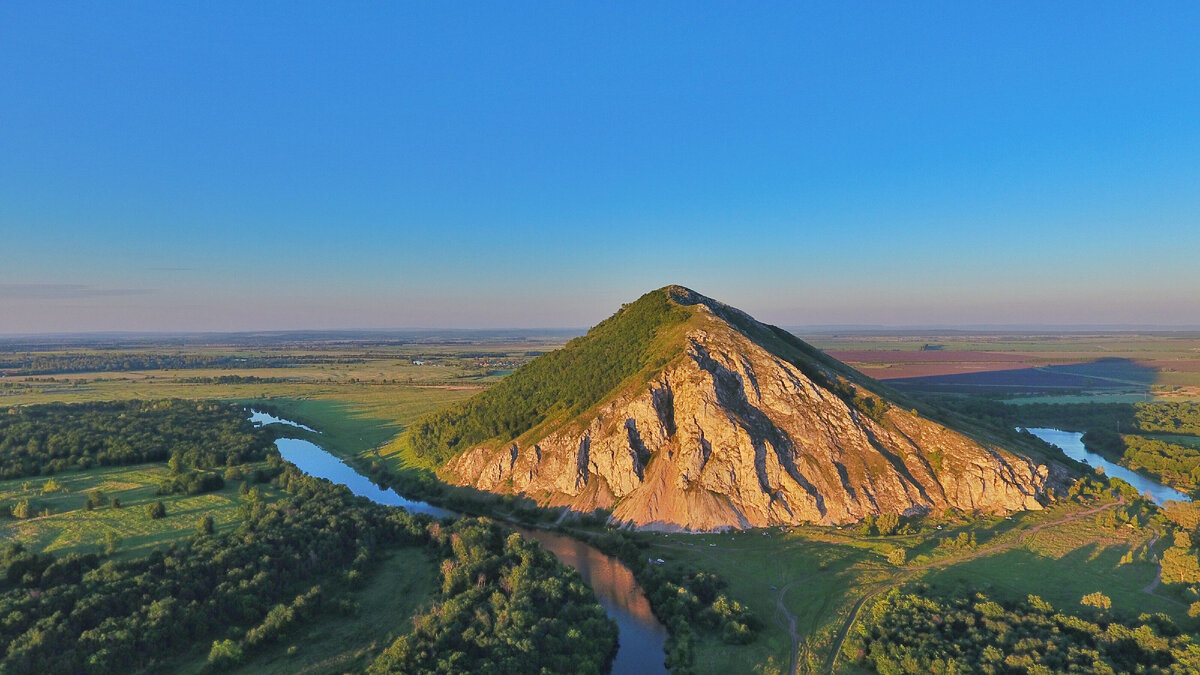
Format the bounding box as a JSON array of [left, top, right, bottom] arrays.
[[442, 287, 1050, 531]]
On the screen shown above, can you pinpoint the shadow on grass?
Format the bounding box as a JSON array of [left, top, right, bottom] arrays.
[[921, 540, 1180, 620], [890, 358, 1157, 395]]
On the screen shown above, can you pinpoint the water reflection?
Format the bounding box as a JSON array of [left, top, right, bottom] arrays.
[[260, 418, 669, 674], [274, 437, 454, 519], [1023, 427, 1191, 506], [515, 526, 670, 675]]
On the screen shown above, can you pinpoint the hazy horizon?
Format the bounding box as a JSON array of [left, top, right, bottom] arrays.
[[4, 4, 1199, 333]]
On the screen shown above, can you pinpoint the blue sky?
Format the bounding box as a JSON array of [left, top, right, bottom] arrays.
[[3, 3, 1199, 332]]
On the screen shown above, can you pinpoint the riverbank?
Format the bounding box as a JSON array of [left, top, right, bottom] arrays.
[[251, 408, 669, 675]]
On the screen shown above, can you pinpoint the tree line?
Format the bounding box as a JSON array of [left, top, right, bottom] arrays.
[[0, 353, 363, 376], [0, 400, 274, 479], [567, 527, 761, 672], [846, 587, 1200, 674]]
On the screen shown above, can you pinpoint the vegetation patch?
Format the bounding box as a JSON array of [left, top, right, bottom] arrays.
[[0, 400, 617, 674], [845, 587, 1200, 674], [0, 400, 274, 478], [400, 289, 695, 465]]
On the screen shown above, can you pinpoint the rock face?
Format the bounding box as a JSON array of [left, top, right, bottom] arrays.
[[443, 287, 1049, 531]]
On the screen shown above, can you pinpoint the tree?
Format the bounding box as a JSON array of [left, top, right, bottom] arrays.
[[876, 513, 900, 536], [1082, 592, 1112, 611], [85, 490, 107, 509], [887, 547, 907, 566], [104, 532, 120, 556], [1175, 530, 1192, 548], [208, 639, 243, 666], [198, 515, 214, 535], [146, 500, 167, 519]]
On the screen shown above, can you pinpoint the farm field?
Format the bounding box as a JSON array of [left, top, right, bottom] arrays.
[[0, 337, 565, 446], [806, 332, 1200, 401]]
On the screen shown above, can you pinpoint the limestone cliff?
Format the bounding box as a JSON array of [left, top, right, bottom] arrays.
[[437, 286, 1050, 531]]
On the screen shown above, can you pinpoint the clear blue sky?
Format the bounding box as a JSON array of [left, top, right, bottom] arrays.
[[3, 2, 1199, 332]]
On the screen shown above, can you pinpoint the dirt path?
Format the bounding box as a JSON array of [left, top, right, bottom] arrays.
[[820, 590, 877, 674], [1138, 533, 1187, 608], [774, 580, 802, 675], [1142, 533, 1163, 594]]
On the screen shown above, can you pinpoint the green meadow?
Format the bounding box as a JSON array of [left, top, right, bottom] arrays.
[[0, 462, 278, 559], [615, 498, 1185, 673]]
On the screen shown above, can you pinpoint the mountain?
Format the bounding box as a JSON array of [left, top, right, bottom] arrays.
[[402, 286, 1053, 531]]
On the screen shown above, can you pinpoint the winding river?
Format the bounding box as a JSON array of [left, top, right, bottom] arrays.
[[253, 411, 669, 674], [1023, 427, 1191, 505]]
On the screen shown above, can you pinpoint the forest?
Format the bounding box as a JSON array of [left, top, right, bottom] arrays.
[[0, 400, 274, 479], [0, 401, 617, 674], [369, 523, 617, 674]]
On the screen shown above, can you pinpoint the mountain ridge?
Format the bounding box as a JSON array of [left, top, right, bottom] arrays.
[[402, 286, 1055, 531]]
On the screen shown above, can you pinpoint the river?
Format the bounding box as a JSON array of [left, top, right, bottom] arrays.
[[254, 411, 669, 674], [1022, 427, 1191, 506], [250, 409, 319, 434]]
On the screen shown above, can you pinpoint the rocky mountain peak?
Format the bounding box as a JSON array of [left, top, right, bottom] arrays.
[[423, 287, 1052, 531]]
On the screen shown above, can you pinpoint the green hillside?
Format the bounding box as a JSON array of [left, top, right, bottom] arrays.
[[400, 288, 697, 465]]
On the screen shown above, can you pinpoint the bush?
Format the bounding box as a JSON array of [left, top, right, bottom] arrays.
[[1081, 591, 1111, 611], [207, 639, 243, 666]]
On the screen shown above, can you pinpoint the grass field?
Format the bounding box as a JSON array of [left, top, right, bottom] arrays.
[[0, 462, 278, 559], [610, 497, 1186, 674], [921, 517, 1169, 618], [1144, 433, 1200, 450]]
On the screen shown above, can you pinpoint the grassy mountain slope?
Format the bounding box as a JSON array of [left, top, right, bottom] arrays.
[[399, 288, 697, 465]]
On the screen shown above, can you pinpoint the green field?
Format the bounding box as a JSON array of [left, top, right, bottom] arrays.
[[0, 462, 278, 559], [1145, 433, 1200, 450], [605, 497, 1185, 673]]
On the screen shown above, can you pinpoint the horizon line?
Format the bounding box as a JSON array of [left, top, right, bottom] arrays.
[[4, 323, 1200, 340]]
